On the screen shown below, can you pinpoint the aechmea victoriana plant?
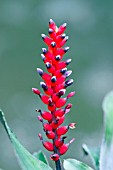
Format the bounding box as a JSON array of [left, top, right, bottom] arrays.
[[32, 19, 76, 169], [1, 18, 113, 170]]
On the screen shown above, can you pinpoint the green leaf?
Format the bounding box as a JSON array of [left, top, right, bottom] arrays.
[[82, 144, 100, 170], [63, 159, 94, 170], [0, 110, 52, 170], [33, 150, 49, 165], [100, 91, 113, 170]]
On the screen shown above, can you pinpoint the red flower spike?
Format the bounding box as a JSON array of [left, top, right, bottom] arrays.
[[32, 19, 76, 168], [50, 154, 60, 161]]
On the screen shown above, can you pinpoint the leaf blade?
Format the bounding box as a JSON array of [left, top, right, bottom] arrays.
[[100, 91, 113, 170], [82, 144, 100, 170], [0, 110, 52, 170], [33, 150, 49, 165], [63, 159, 94, 170]]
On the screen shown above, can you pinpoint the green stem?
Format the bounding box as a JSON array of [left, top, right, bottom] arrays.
[[55, 159, 62, 170]]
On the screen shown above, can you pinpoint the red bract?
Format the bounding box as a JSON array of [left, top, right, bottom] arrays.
[[32, 19, 75, 167]]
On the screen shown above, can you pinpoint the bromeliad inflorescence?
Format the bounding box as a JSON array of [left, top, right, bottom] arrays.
[[32, 19, 75, 170]]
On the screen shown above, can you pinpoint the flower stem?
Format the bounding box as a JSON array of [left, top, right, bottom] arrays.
[[55, 159, 62, 170]]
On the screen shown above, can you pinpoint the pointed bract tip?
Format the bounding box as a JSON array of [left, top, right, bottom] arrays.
[[32, 88, 40, 95], [66, 58, 72, 65], [59, 89, 66, 96], [51, 76, 56, 82], [65, 103, 73, 109], [50, 153, 59, 161], [65, 70, 72, 77], [60, 67, 67, 74], [37, 115, 43, 122], [64, 46, 70, 53], [38, 133, 43, 140], [48, 28, 54, 34], [62, 23, 67, 28], [37, 68, 43, 76], [46, 62, 51, 68], [41, 54, 45, 60], [65, 79, 74, 86], [67, 91, 75, 99], [69, 123, 76, 129], [65, 36, 69, 41], [51, 41, 56, 47], [69, 138, 75, 144], [42, 48, 47, 54], [41, 34, 46, 39], [61, 33, 66, 39], [55, 55, 61, 61], [49, 18, 54, 24], [40, 81, 46, 88]]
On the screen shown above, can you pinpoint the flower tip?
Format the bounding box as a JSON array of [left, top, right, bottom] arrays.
[[50, 153, 59, 161], [42, 48, 47, 54], [69, 123, 76, 129], [51, 41, 56, 47], [37, 115, 43, 122], [67, 91, 75, 99], [65, 70, 72, 77], [41, 54, 45, 60], [65, 79, 74, 86], [41, 34, 46, 39], [32, 88, 40, 95], [48, 28, 53, 34], [37, 68, 43, 76], [66, 58, 72, 65], [51, 76, 56, 82], [63, 23, 67, 28], [49, 18, 54, 24], [64, 46, 70, 53], [69, 138, 75, 144], [55, 55, 61, 61], [38, 133, 43, 140], [59, 89, 66, 96], [65, 36, 69, 41], [61, 33, 66, 39], [66, 103, 73, 109]]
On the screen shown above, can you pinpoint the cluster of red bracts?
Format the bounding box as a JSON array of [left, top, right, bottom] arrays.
[[32, 19, 75, 162]]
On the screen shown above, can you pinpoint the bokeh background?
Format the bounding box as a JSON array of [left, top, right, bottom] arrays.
[[0, 0, 113, 169]]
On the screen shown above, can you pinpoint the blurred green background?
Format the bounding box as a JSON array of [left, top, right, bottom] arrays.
[[0, 0, 113, 169]]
